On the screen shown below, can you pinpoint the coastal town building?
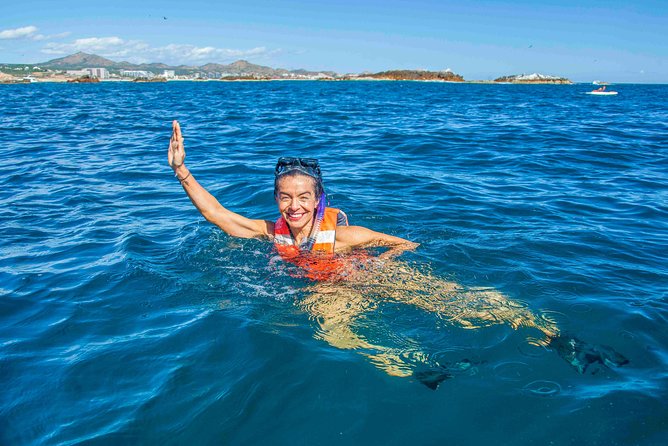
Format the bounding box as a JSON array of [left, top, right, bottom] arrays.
[[120, 70, 154, 78], [86, 68, 109, 79], [65, 68, 109, 79], [66, 69, 89, 77], [162, 70, 175, 79]]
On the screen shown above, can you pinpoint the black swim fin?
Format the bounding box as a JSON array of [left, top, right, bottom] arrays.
[[413, 359, 473, 390], [414, 368, 452, 390], [549, 335, 629, 374]]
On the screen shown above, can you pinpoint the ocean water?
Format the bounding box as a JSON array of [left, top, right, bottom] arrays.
[[1, 81, 667, 445]]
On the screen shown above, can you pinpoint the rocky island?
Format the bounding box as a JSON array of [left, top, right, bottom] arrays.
[[354, 69, 464, 82], [0, 72, 29, 84], [67, 75, 99, 83], [494, 73, 572, 84], [132, 77, 167, 83]]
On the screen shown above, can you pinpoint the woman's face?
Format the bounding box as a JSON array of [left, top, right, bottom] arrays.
[[275, 174, 319, 232]]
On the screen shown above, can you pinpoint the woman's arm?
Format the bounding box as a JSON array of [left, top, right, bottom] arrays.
[[335, 225, 419, 258], [168, 121, 273, 239]]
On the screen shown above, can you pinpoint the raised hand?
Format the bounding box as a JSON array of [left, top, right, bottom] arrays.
[[168, 120, 186, 170]]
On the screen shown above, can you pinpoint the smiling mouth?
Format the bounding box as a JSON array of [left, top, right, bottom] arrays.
[[286, 212, 306, 221]]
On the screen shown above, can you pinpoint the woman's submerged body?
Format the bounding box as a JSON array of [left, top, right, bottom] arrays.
[[300, 259, 560, 380], [168, 121, 627, 388]]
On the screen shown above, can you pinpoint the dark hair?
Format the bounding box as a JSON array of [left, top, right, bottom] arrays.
[[274, 170, 324, 199]]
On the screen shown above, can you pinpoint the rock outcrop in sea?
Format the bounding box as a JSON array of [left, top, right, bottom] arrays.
[[0, 72, 27, 84], [494, 73, 572, 84], [358, 69, 464, 82], [66, 75, 100, 83], [132, 77, 167, 83]]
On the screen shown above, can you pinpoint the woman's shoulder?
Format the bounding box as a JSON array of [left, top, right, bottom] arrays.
[[324, 207, 349, 226]]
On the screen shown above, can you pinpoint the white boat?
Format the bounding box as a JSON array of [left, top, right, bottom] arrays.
[[592, 80, 610, 85], [587, 91, 618, 95]]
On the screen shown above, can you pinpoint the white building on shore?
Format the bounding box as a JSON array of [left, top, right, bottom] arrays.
[[66, 69, 88, 77], [65, 68, 109, 79], [120, 70, 154, 78], [86, 68, 109, 79]]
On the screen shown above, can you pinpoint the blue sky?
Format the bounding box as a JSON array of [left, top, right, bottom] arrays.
[[1, 0, 666, 82]]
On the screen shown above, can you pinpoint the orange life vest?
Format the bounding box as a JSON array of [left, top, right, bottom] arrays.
[[274, 207, 342, 258], [274, 207, 353, 281]]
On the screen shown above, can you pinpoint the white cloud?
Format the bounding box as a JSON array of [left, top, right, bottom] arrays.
[[151, 44, 270, 63], [41, 36, 274, 64], [42, 37, 147, 57], [33, 31, 71, 41], [0, 26, 71, 41], [0, 26, 38, 39]]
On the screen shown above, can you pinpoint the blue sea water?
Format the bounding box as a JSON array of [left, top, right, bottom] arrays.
[[1, 81, 667, 445]]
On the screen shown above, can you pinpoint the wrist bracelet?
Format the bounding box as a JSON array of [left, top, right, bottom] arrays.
[[176, 171, 191, 182]]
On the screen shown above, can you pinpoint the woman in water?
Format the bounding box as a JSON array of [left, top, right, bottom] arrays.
[[168, 121, 627, 388], [168, 120, 417, 258]]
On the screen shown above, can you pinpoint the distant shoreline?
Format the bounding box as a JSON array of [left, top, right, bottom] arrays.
[[1, 52, 575, 84], [1, 78, 580, 85]]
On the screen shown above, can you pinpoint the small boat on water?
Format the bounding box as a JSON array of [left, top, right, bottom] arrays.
[[592, 80, 610, 86], [587, 85, 618, 95]]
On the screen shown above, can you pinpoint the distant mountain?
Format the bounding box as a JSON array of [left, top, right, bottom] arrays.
[[38, 52, 336, 78], [199, 60, 283, 76], [494, 73, 572, 84], [291, 68, 338, 78], [41, 52, 121, 69]]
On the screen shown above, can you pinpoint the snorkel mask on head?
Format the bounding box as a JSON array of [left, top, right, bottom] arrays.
[[275, 157, 322, 180], [274, 157, 325, 197]]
